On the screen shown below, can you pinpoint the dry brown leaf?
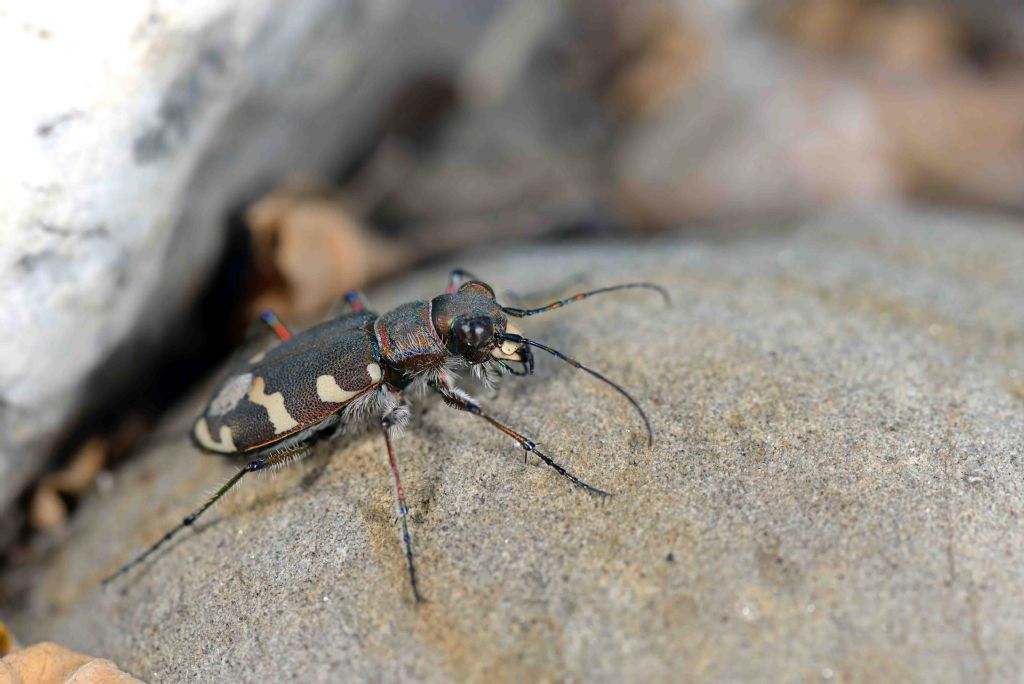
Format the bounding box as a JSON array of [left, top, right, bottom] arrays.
[[49, 438, 107, 495], [778, 0, 965, 73], [29, 438, 109, 533], [777, 0, 866, 53], [0, 623, 17, 656], [856, 4, 963, 74], [245, 176, 409, 325], [874, 70, 1024, 206], [606, 5, 707, 120], [63, 659, 141, 684], [0, 642, 141, 684], [0, 642, 91, 684], [28, 486, 66, 533]]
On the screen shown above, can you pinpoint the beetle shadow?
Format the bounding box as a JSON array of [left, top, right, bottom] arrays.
[[107, 518, 219, 596], [105, 442, 354, 594]]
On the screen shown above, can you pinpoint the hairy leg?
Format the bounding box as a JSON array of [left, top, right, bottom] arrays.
[[381, 403, 422, 603]]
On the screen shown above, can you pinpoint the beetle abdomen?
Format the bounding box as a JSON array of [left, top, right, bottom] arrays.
[[193, 321, 383, 455]]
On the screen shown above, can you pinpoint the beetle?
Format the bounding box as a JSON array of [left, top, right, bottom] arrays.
[[104, 269, 668, 601]]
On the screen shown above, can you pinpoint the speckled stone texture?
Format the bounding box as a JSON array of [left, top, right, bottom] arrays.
[[5, 205, 1024, 682]]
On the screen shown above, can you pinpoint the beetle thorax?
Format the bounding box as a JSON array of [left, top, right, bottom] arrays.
[[373, 301, 448, 373]]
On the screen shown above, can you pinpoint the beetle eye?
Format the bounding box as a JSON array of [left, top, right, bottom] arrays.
[[455, 316, 492, 349]]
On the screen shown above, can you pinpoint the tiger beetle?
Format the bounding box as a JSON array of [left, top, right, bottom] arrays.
[[103, 269, 669, 602]]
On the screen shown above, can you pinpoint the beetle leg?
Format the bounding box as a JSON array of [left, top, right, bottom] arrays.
[[432, 384, 609, 497], [230, 310, 290, 366], [446, 268, 481, 294], [381, 407, 422, 603], [259, 309, 293, 341], [102, 447, 307, 586], [342, 291, 369, 313]]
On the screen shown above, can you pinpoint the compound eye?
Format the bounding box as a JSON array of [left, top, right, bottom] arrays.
[[456, 316, 492, 349]]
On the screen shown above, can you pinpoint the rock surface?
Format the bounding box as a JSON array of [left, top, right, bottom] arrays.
[[8, 0, 1024, 531], [5, 205, 1024, 682], [0, 0, 501, 514]]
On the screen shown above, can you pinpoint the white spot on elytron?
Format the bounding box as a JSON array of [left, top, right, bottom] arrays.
[[248, 376, 298, 433], [209, 373, 253, 416], [367, 362, 382, 383], [194, 418, 237, 453], [316, 375, 359, 403], [316, 364, 380, 403]]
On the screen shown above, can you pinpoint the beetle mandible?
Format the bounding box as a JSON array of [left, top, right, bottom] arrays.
[[104, 269, 668, 601]]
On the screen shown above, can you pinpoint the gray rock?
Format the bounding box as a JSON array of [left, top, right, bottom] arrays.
[[5, 204, 1024, 682], [0, 0, 501, 513]]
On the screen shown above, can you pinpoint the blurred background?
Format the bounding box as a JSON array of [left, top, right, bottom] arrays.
[[2, 0, 1023, 569]]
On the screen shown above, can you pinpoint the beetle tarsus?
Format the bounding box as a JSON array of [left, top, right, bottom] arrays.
[[498, 332, 654, 447], [381, 416, 423, 603], [435, 385, 610, 497]]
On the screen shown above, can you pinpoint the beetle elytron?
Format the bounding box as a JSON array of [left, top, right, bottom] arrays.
[[104, 270, 668, 601]]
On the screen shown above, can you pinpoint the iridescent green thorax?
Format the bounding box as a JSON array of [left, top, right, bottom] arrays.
[[373, 301, 447, 373]]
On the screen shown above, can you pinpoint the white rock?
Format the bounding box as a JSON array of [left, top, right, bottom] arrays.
[[0, 0, 498, 512]]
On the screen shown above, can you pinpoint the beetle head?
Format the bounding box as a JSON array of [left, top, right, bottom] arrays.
[[431, 281, 526, 364]]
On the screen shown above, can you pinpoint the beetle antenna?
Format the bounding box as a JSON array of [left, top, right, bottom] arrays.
[[497, 333, 654, 446], [501, 282, 669, 318]]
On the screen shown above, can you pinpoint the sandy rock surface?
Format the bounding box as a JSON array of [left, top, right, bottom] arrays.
[[5, 205, 1024, 682]]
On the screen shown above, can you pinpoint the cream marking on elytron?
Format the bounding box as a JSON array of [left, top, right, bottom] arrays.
[[316, 363, 382, 402], [247, 376, 298, 433], [193, 418, 237, 453], [315, 376, 358, 403], [367, 362, 382, 383]]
